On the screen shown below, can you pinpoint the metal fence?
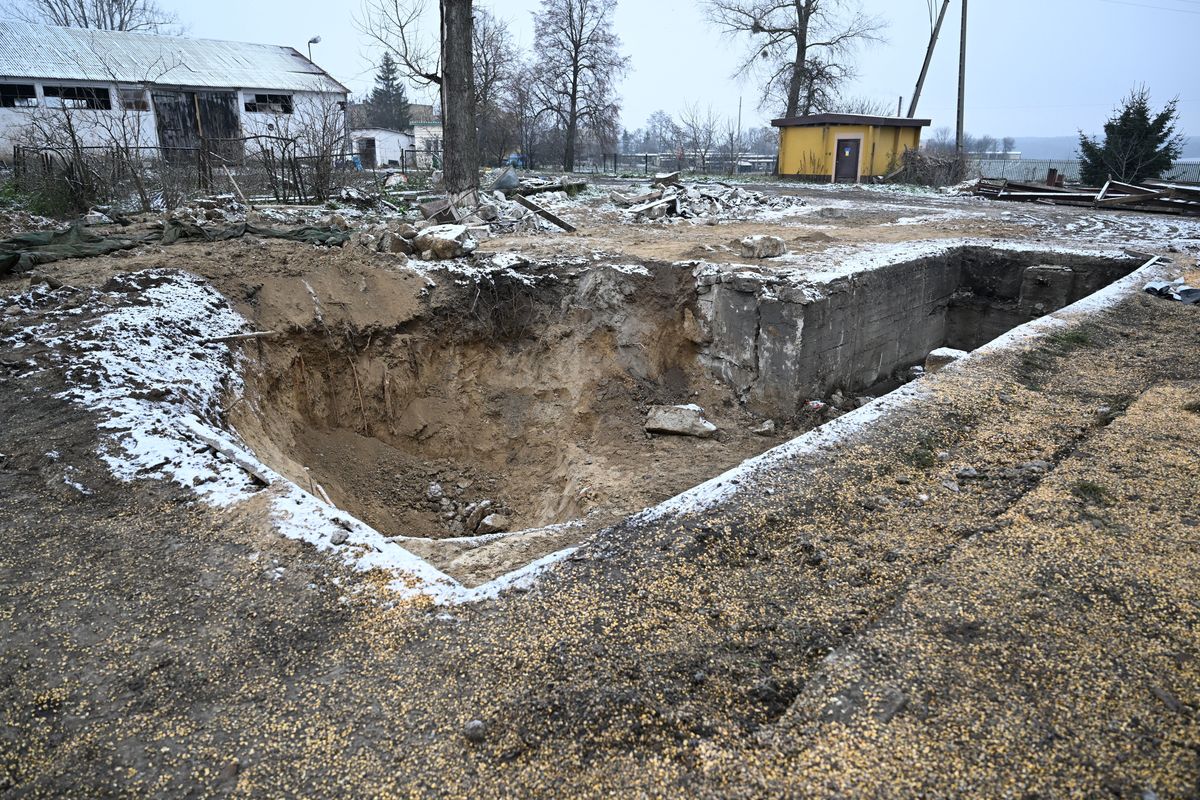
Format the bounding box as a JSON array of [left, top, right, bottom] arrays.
[[969, 157, 1200, 185], [11, 137, 357, 215]]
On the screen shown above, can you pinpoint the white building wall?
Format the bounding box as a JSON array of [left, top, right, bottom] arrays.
[[1, 81, 346, 162], [238, 88, 347, 158], [350, 128, 414, 167], [1, 80, 159, 161]]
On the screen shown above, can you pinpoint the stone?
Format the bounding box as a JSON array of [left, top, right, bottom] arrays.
[[378, 231, 413, 255], [466, 500, 493, 533], [330, 530, 349, 545], [463, 719, 487, 743], [477, 513, 510, 534], [682, 307, 712, 344], [925, 347, 970, 374], [645, 404, 717, 438], [955, 466, 980, 480], [3, 305, 20, 316], [397, 223, 419, 240], [427, 482, 445, 501], [413, 224, 477, 260], [736, 235, 787, 259], [752, 419, 776, 436]]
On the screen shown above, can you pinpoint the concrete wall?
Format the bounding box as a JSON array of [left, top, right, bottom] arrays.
[[691, 248, 1139, 415], [777, 124, 922, 181]]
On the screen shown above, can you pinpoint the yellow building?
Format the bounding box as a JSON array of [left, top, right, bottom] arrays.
[[772, 113, 931, 182]]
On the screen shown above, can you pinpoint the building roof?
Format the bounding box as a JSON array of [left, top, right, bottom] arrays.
[[351, 127, 414, 137], [771, 113, 931, 129], [0, 20, 348, 94]]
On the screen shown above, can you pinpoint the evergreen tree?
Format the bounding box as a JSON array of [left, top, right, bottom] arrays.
[[1079, 88, 1184, 185], [367, 53, 411, 131]]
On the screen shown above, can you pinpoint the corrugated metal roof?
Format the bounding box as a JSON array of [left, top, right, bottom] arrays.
[[0, 20, 348, 94]]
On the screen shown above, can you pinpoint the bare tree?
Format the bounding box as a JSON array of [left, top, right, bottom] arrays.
[[679, 103, 720, 173], [531, 0, 629, 172], [508, 59, 549, 169], [474, 8, 518, 166], [357, 0, 478, 193], [358, 0, 442, 87], [721, 116, 746, 176], [1001, 136, 1015, 154], [5, 0, 178, 32], [704, 0, 883, 118], [644, 110, 680, 154], [830, 95, 893, 115]]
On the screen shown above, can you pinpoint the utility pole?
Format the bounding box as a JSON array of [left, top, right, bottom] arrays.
[[907, 0, 950, 118], [956, 0, 968, 153]]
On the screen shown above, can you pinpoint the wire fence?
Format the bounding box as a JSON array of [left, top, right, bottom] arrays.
[[11, 137, 361, 216], [968, 157, 1200, 185]]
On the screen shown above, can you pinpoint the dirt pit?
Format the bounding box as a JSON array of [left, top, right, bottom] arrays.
[[232, 261, 792, 586]]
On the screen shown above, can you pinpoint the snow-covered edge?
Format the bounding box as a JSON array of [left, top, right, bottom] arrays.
[[628, 253, 1169, 524]]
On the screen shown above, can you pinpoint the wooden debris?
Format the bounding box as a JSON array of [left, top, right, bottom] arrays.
[[973, 176, 1200, 215], [512, 194, 576, 232]]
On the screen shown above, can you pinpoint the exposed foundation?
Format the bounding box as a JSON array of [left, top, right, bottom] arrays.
[[232, 247, 1140, 585], [693, 246, 1140, 412]]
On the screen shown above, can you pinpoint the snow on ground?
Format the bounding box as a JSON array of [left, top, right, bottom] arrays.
[[0, 270, 571, 604]]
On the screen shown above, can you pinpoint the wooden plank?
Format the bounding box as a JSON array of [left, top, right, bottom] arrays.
[[513, 194, 576, 232], [1097, 191, 1166, 208]]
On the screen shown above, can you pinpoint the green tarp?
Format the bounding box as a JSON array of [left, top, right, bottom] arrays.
[[1, 221, 352, 278]]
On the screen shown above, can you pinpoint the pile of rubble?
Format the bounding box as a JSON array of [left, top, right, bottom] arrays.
[[350, 220, 481, 261], [424, 481, 512, 536], [613, 173, 806, 222], [166, 195, 248, 226]]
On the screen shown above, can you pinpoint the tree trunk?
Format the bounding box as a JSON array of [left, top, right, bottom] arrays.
[[440, 0, 479, 195]]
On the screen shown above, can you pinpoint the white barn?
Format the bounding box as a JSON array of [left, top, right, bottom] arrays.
[[0, 20, 349, 162]]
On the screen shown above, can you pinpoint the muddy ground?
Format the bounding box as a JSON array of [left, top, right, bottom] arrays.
[[1, 180, 1199, 797]]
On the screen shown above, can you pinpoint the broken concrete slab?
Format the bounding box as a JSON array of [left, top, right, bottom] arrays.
[[412, 224, 478, 260], [645, 404, 718, 438], [737, 235, 787, 259]]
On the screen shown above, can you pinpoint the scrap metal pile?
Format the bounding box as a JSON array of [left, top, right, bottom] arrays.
[[612, 173, 806, 222], [973, 176, 1200, 216]]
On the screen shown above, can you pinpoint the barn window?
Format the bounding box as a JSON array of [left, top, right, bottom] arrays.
[[43, 85, 112, 110], [244, 93, 293, 114], [119, 88, 149, 111], [0, 83, 37, 108]]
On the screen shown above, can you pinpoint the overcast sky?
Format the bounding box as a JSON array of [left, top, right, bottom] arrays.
[[161, 0, 1198, 139]]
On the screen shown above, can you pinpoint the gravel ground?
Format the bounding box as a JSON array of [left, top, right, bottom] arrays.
[[2, 254, 1198, 797]]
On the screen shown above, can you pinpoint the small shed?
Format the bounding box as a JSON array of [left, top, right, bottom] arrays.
[[351, 127, 415, 169], [772, 113, 931, 182]]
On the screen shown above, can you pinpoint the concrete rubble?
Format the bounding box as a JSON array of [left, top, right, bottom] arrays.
[[614, 178, 806, 222], [645, 404, 718, 438], [737, 235, 787, 259]]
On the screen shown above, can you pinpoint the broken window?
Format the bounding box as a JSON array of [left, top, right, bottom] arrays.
[[119, 88, 149, 111], [43, 85, 112, 110], [244, 93, 293, 114], [0, 83, 37, 108]]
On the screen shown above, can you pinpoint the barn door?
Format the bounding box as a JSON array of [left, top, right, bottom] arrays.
[[194, 91, 242, 162], [152, 90, 243, 162], [151, 90, 200, 157]]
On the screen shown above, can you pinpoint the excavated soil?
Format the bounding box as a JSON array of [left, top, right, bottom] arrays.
[[228, 260, 792, 585]]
